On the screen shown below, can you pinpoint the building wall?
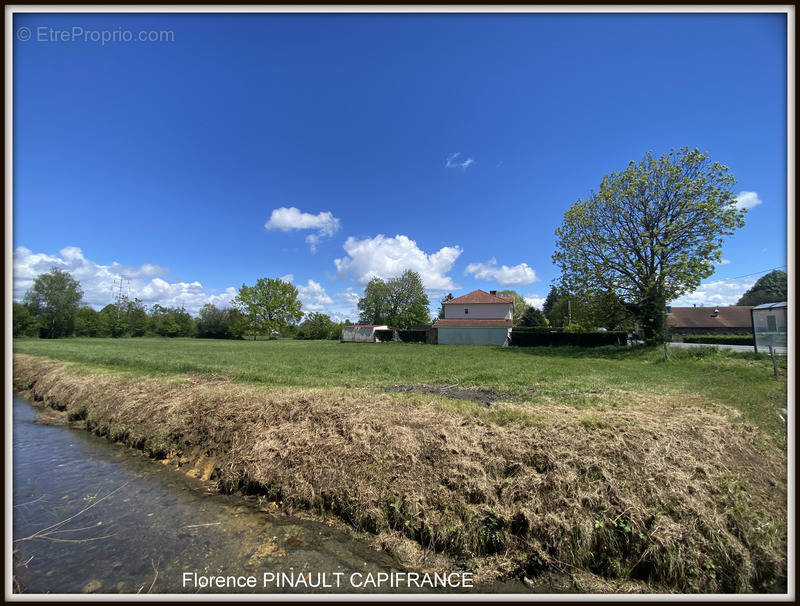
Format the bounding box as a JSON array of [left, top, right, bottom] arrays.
[[437, 327, 511, 345], [443, 303, 512, 320], [752, 307, 787, 352]]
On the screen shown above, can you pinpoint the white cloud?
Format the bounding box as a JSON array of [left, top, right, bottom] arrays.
[[13, 246, 237, 314], [717, 259, 731, 266], [326, 288, 362, 323], [109, 262, 169, 279], [524, 294, 547, 309], [464, 258, 538, 286], [295, 279, 335, 314], [445, 152, 475, 170], [336, 287, 361, 308], [334, 234, 462, 292], [735, 191, 763, 210], [265, 207, 341, 252], [669, 278, 757, 307]]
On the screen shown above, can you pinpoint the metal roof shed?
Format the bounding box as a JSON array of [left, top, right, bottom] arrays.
[[340, 325, 390, 343], [750, 302, 787, 353]]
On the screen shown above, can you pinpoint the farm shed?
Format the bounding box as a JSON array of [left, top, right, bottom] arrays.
[[340, 325, 390, 343], [666, 306, 753, 337], [751, 302, 787, 353]]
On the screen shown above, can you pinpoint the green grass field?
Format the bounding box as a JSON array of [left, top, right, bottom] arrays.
[[13, 337, 788, 438]]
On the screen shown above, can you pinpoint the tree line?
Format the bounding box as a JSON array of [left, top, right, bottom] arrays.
[[13, 269, 413, 341]]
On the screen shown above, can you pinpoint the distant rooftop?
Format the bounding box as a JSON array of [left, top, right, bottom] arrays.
[[752, 302, 787, 310], [667, 306, 752, 329], [443, 289, 514, 305]]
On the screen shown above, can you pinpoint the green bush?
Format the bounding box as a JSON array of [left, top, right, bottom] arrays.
[[683, 334, 754, 346], [510, 330, 627, 347]]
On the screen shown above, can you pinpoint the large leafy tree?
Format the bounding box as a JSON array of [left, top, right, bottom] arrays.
[[497, 289, 530, 325], [234, 277, 303, 340], [297, 312, 336, 340], [12, 302, 39, 337], [386, 270, 431, 328], [358, 270, 430, 328], [542, 286, 562, 317], [736, 270, 787, 306], [358, 278, 392, 325], [553, 147, 745, 342], [148, 304, 196, 338], [518, 306, 547, 327], [196, 304, 246, 339], [23, 268, 83, 338]]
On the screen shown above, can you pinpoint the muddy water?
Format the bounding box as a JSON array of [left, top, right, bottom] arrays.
[[12, 395, 529, 595]]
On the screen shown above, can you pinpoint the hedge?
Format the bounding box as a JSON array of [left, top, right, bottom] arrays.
[[683, 335, 754, 346], [510, 330, 627, 347], [511, 326, 563, 333]]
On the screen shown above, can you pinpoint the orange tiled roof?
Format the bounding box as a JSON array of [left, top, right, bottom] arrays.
[[442, 290, 514, 305]]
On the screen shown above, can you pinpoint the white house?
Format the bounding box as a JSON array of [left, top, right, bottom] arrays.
[[433, 289, 514, 345]]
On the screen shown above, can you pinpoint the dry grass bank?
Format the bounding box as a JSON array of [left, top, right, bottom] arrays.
[[13, 354, 786, 592]]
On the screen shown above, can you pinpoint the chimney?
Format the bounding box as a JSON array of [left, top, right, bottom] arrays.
[[490, 290, 497, 296], [712, 307, 719, 317]]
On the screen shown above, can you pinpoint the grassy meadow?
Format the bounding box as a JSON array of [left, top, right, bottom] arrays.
[[13, 337, 788, 438], [13, 338, 788, 591]]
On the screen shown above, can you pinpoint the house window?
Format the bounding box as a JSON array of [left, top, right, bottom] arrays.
[[464, 308, 469, 314]]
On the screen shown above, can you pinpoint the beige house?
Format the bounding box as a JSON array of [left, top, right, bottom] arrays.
[[433, 290, 514, 345]]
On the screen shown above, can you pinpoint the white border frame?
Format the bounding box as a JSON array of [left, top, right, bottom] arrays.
[[5, 4, 795, 602]]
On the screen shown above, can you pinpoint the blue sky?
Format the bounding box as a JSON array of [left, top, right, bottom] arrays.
[[12, 11, 789, 320]]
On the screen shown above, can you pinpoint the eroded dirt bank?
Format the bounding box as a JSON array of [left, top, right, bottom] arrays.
[[13, 354, 787, 592]]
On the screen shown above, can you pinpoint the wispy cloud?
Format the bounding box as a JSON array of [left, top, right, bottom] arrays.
[[445, 152, 475, 170], [735, 191, 763, 210], [265, 206, 341, 252]]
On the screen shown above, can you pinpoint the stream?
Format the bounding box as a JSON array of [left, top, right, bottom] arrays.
[[12, 394, 530, 595]]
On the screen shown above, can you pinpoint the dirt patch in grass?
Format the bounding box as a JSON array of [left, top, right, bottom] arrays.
[[13, 353, 787, 593], [386, 384, 503, 406]]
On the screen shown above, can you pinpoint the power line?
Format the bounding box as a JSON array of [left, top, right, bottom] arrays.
[[716, 266, 787, 281]]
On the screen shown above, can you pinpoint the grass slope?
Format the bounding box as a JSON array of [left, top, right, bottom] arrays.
[[13, 351, 787, 592]]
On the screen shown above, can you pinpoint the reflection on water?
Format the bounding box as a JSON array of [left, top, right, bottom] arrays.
[[12, 395, 528, 594]]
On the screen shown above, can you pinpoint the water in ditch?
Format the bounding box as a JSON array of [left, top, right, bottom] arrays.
[[12, 394, 533, 595]]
